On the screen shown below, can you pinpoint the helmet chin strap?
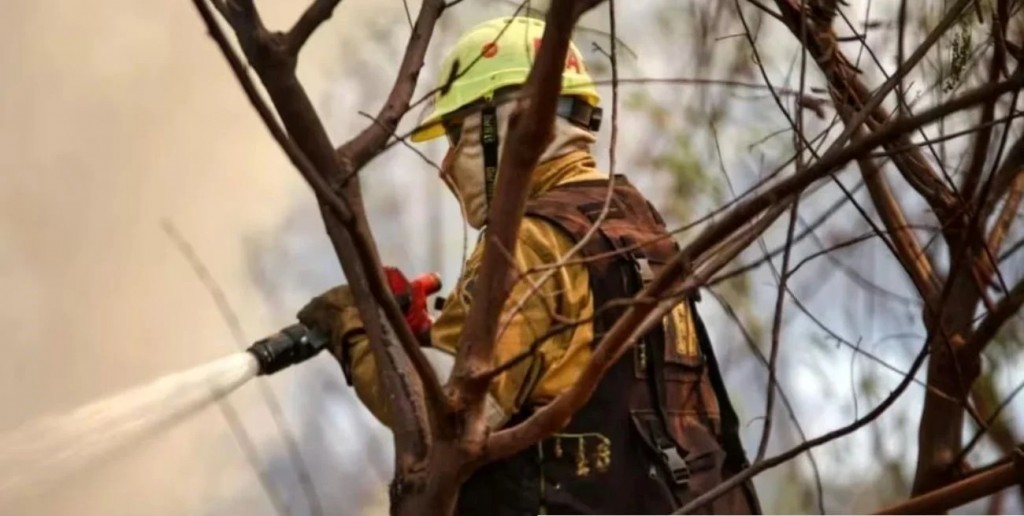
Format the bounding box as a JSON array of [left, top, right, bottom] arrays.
[[475, 96, 601, 220], [480, 103, 500, 211]]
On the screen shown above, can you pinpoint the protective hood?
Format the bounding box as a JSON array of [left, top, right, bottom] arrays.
[[441, 102, 598, 229]]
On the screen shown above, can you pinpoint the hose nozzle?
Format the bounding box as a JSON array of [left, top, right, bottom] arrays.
[[247, 323, 329, 376]]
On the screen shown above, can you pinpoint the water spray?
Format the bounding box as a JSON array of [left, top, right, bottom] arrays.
[[0, 269, 442, 506]]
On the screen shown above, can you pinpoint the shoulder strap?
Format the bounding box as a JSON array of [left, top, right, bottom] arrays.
[[689, 298, 749, 472], [524, 176, 677, 257]]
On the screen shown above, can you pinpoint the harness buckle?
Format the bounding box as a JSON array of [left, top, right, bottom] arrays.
[[636, 257, 655, 284], [628, 252, 655, 285], [659, 442, 691, 486]]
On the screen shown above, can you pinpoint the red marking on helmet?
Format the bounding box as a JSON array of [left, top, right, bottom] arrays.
[[565, 52, 581, 73], [532, 38, 583, 73], [482, 42, 499, 58]]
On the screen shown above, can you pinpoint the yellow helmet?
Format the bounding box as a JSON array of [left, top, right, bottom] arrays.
[[411, 16, 600, 143]]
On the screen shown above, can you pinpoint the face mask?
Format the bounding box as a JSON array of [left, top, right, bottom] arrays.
[[440, 104, 510, 229], [439, 102, 596, 229]]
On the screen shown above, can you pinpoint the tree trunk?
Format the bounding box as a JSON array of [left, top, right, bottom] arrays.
[[913, 266, 983, 494], [390, 437, 481, 516]]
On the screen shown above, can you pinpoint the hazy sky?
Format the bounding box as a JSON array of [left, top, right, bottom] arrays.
[[0, 1, 399, 514]]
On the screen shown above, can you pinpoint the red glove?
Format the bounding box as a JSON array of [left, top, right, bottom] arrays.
[[383, 267, 442, 340]]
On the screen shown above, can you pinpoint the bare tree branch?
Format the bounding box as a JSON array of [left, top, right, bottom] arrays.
[[191, 0, 353, 225], [688, 70, 1022, 308], [337, 0, 445, 168], [767, 0, 977, 220], [287, 0, 344, 54], [965, 278, 1024, 356], [982, 132, 1024, 220], [739, 0, 946, 313], [988, 173, 1024, 255], [832, 7, 958, 191], [755, 197, 800, 462], [675, 343, 931, 514], [865, 111, 1024, 160], [876, 452, 1024, 514], [859, 154, 941, 304], [960, 6, 1007, 197]]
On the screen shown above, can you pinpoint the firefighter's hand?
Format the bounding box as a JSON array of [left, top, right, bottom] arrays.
[[296, 285, 364, 358]]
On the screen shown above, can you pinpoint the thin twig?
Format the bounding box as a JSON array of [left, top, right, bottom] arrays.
[[706, 289, 826, 513], [401, 0, 413, 29], [960, 4, 1008, 197], [676, 342, 931, 513], [959, 378, 1024, 461], [965, 278, 1024, 355], [357, 111, 441, 171], [999, 234, 1024, 262], [756, 196, 800, 462], [713, 181, 865, 282], [161, 219, 317, 516]]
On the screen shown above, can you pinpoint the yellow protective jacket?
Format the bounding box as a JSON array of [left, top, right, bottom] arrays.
[[346, 150, 605, 424]]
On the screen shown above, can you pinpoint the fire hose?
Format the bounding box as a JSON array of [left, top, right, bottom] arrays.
[[247, 267, 442, 375]]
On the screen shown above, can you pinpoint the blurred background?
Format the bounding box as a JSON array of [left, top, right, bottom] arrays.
[[2, 0, 1022, 514]]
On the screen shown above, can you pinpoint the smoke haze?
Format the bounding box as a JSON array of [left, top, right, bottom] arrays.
[[0, 1, 413, 514]]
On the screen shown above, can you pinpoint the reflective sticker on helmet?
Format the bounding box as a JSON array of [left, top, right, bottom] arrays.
[[481, 42, 499, 58], [566, 52, 582, 74], [531, 38, 584, 73]]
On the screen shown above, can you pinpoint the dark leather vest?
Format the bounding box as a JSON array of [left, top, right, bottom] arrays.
[[456, 177, 761, 515]]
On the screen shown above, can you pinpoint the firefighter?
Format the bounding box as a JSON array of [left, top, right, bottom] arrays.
[[298, 16, 762, 515]]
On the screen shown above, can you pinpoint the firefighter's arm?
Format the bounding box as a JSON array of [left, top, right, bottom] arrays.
[[343, 335, 500, 429], [343, 334, 389, 425], [307, 220, 585, 428], [307, 241, 530, 429], [295, 286, 393, 425], [295, 283, 416, 427]]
